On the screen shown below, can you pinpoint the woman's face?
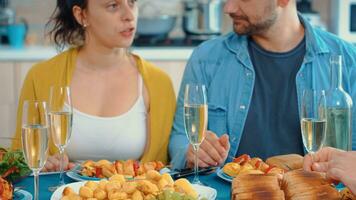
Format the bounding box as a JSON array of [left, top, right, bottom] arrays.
[[83, 0, 138, 48]]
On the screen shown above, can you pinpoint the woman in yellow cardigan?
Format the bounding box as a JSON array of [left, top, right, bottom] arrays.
[[12, 0, 176, 171]]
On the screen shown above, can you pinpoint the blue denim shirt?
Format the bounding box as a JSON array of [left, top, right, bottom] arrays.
[[169, 15, 356, 169]]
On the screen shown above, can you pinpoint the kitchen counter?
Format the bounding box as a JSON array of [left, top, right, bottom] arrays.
[[0, 45, 194, 62]]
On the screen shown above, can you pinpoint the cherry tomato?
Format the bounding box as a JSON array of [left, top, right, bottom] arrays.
[[233, 154, 251, 165]]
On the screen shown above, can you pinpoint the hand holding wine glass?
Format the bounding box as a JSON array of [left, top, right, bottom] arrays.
[[183, 84, 208, 185], [300, 89, 327, 159], [186, 131, 230, 168], [21, 100, 50, 200], [48, 86, 73, 190]]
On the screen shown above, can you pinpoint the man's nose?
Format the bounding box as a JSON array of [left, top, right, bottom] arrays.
[[223, 0, 237, 14]]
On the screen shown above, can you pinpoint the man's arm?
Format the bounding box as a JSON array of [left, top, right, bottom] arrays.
[[169, 47, 206, 169]]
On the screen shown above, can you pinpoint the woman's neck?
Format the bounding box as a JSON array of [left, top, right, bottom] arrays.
[[77, 41, 131, 71]]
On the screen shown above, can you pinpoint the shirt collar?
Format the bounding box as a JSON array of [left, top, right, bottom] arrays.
[[223, 13, 330, 61]]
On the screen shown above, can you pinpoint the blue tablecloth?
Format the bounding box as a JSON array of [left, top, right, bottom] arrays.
[[14, 173, 231, 200]]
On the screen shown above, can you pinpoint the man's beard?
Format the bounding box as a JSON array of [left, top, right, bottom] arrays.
[[230, 11, 278, 35]]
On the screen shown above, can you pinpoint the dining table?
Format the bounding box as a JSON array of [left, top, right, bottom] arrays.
[[14, 172, 232, 200]]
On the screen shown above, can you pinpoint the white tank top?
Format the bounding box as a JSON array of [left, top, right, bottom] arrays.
[[66, 75, 147, 161]]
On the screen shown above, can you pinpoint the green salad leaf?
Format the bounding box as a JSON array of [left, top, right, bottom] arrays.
[[0, 148, 31, 183]]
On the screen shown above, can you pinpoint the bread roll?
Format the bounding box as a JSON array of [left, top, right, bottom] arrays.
[[340, 188, 356, 200], [266, 154, 303, 171], [232, 174, 282, 200], [234, 190, 285, 200], [283, 169, 340, 200]]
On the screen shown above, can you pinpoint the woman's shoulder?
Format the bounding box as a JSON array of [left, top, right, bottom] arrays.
[[134, 54, 172, 83], [28, 48, 75, 76]]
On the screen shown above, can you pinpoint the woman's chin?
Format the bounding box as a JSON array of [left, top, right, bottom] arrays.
[[111, 40, 134, 49]]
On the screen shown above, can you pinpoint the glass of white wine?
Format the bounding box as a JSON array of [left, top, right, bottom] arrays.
[[301, 89, 327, 158], [21, 100, 50, 200], [183, 84, 208, 185], [48, 86, 73, 191]]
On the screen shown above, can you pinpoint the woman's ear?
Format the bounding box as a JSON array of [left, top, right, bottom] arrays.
[[72, 5, 88, 27]]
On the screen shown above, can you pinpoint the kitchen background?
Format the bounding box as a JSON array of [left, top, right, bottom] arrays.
[[0, 0, 353, 148], [5, 0, 332, 44]]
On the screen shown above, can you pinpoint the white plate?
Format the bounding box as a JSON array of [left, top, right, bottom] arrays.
[[13, 189, 33, 200], [216, 168, 233, 182], [51, 181, 217, 200]]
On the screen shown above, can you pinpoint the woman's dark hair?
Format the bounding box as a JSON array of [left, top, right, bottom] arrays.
[[47, 0, 88, 49]]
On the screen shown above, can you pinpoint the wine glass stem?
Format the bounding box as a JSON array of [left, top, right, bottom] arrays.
[[59, 148, 65, 185], [193, 144, 200, 183], [33, 170, 39, 200], [310, 151, 315, 163]]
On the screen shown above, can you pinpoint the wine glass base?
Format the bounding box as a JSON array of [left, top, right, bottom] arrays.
[[192, 179, 205, 186], [48, 183, 64, 192]]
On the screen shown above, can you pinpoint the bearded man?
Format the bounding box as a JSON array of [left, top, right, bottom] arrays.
[[169, 0, 356, 169]]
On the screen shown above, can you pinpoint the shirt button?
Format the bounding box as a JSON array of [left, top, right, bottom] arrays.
[[240, 105, 246, 110], [246, 72, 252, 76]]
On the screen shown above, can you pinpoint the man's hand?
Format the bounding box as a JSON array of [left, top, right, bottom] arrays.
[[186, 131, 230, 168], [303, 147, 356, 195], [42, 153, 75, 172]]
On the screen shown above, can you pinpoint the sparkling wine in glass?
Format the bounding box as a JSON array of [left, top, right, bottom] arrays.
[[48, 86, 73, 191], [300, 89, 327, 157], [183, 84, 208, 185], [21, 100, 49, 200]]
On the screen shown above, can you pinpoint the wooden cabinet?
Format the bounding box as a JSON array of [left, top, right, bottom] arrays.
[[0, 62, 34, 148]]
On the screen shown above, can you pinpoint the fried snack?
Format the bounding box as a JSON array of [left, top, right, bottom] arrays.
[[224, 154, 288, 179], [109, 174, 126, 185], [0, 177, 13, 200], [137, 180, 159, 195], [121, 181, 137, 194], [94, 187, 107, 199], [62, 186, 75, 196], [146, 169, 162, 181], [161, 173, 174, 186], [174, 178, 198, 199], [123, 160, 135, 176], [61, 193, 82, 200], [114, 160, 124, 174], [132, 190, 144, 200], [79, 186, 94, 198], [62, 173, 199, 200], [238, 169, 265, 176], [223, 162, 241, 177], [80, 160, 165, 179], [96, 160, 112, 167], [85, 181, 98, 191], [341, 187, 356, 200], [102, 164, 117, 177]]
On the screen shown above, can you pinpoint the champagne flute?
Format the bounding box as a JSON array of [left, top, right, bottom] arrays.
[[21, 100, 49, 200], [48, 86, 73, 191], [183, 84, 208, 185], [300, 89, 327, 159]]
